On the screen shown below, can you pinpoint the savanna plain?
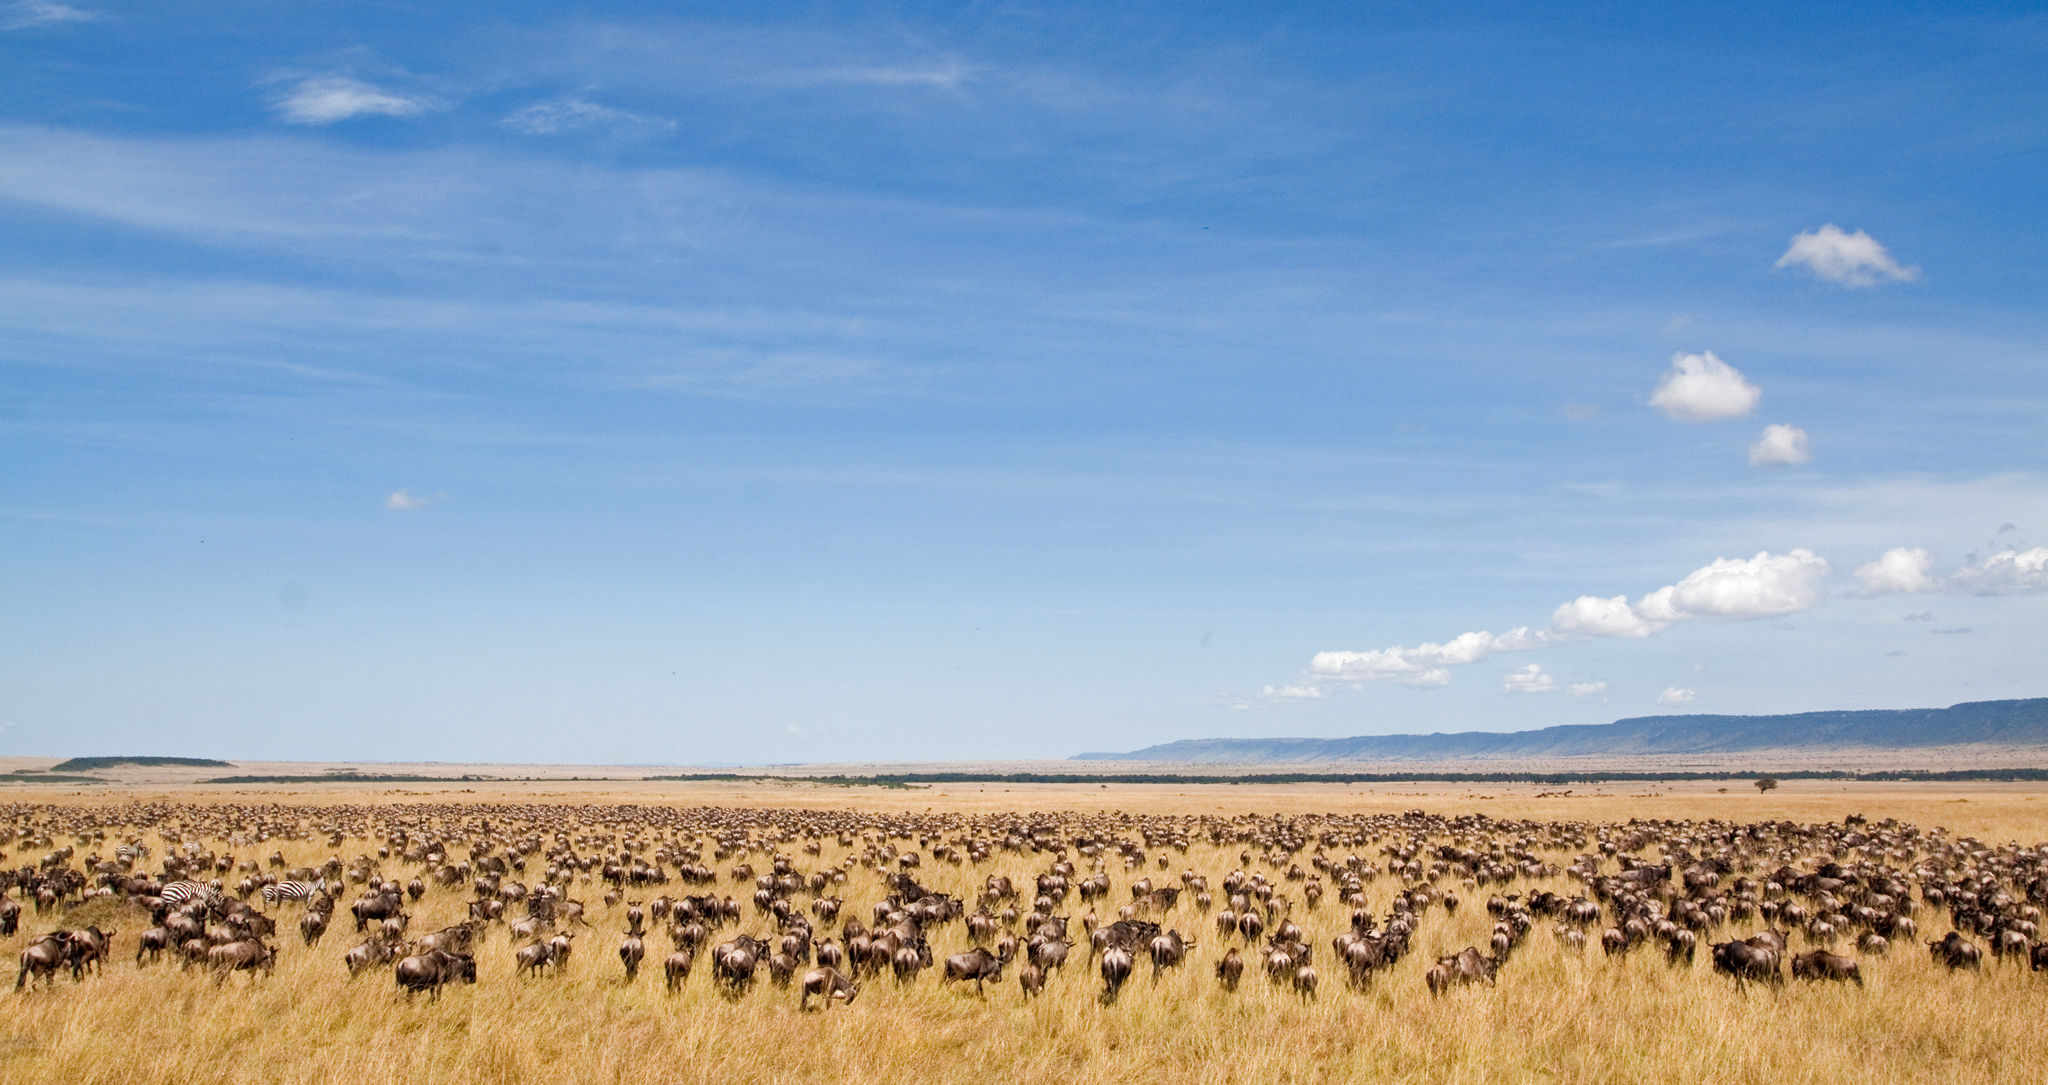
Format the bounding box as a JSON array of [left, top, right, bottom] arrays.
[[4, 780, 2045, 1085]]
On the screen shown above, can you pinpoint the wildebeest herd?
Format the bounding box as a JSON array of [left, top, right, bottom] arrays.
[[7, 799, 2048, 1011]]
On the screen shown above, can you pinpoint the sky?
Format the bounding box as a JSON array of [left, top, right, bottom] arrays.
[[2, 2, 2045, 765]]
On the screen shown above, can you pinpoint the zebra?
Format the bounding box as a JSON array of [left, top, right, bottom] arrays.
[[157, 880, 222, 910], [261, 878, 328, 907]]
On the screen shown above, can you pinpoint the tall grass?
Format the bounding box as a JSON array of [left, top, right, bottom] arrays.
[[2, 785, 2042, 1085]]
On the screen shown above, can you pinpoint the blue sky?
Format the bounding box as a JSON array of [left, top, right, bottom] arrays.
[[2, 2, 2045, 764]]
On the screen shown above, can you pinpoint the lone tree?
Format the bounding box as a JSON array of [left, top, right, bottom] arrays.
[[1754, 776, 1780, 793]]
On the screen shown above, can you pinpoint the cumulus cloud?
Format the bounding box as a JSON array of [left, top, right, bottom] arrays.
[[1554, 550, 1831, 640], [1501, 664, 1557, 694], [1902, 611, 1935, 622], [1774, 224, 1919, 287], [385, 489, 436, 511], [1551, 594, 1661, 638], [1568, 681, 1609, 699], [1748, 423, 1811, 467], [276, 77, 425, 125], [1277, 549, 1829, 700], [1854, 547, 1937, 596], [1648, 351, 1761, 422], [1854, 545, 2048, 596], [1308, 627, 1552, 687], [1657, 687, 1697, 706], [1948, 548, 2048, 595], [502, 99, 676, 137], [1, 0, 98, 29]]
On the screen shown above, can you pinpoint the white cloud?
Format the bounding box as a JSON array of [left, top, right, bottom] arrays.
[[1854, 546, 1938, 596], [1260, 684, 1328, 701], [1551, 594, 1663, 638], [1656, 687, 1697, 706], [1633, 549, 1830, 623], [1853, 545, 2048, 596], [1748, 423, 1811, 467], [1501, 664, 1556, 694], [276, 77, 425, 125], [1308, 628, 1552, 687], [1551, 549, 1829, 643], [777, 62, 974, 89], [1774, 224, 1919, 287], [502, 99, 676, 137], [385, 489, 435, 511], [1648, 351, 1761, 422], [1901, 611, 1935, 622], [1291, 550, 1827, 700], [1948, 547, 2048, 595], [1568, 681, 1608, 699], [1, 1, 98, 30]]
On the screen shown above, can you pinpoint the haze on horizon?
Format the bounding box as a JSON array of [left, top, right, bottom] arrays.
[[2, 2, 2044, 766]]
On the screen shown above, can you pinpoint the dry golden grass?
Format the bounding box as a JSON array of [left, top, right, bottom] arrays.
[[2, 782, 2043, 1085]]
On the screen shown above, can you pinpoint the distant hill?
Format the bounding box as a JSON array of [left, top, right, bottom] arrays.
[[1076, 698, 2048, 762], [50, 756, 233, 771]]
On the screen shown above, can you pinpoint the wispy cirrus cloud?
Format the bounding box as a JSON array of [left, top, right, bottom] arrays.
[[502, 98, 676, 137], [764, 61, 975, 90], [1, 1, 99, 31], [274, 77, 427, 125]]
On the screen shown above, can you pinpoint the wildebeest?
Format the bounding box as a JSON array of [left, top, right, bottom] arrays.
[[1425, 947, 1497, 995], [64, 926, 115, 979], [16, 932, 72, 990], [663, 949, 694, 992], [715, 935, 765, 989], [1147, 929, 1194, 979], [136, 926, 172, 966], [206, 939, 276, 981], [1100, 946, 1133, 1000], [395, 949, 476, 1000], [942, 946, 1004, 993], [1215, 946, 1244, 990], [1928, 931, 1982, 971], [513, 940, 556, 978], [1709, 938, 1783, 990], [1790, 950, 1863, 986], [799, 965, 861, 1010], [620, 932, 646, 981]]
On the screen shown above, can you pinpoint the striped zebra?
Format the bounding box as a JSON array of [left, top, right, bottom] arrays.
[[260, 878, 327, 907], [157, 880, 221, 910]]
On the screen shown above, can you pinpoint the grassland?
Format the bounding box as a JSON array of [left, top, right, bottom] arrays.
[[2, 781, 2043, 1085]]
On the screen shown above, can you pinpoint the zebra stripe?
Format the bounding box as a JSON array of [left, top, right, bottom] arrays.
[[158, 880, 221, 908], [260, 879, 327, 906]]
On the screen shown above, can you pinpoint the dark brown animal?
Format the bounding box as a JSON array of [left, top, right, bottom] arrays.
[[1709, 939, 1782, 989], [1215, 946, 1244, 990], [1100, 946, 1133, 1000], [620, 932, 646, 981], [799, 966, 861, 1010], [1929, 931, 1982, 971], [942, 947, 1004, 993], [16, 933, 71, 990], [663, 949, 694, 992], [395, 949, 476, 1000], [1790, 950, 1863, 986]]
